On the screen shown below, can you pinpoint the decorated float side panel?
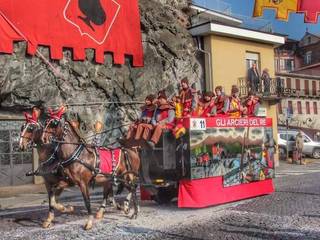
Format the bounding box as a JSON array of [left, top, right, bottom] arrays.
[[186, 118, 275, 187]]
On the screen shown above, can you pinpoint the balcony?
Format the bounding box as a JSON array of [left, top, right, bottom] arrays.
[[281, 88, 320, 98], [238, 77, 285, 100]]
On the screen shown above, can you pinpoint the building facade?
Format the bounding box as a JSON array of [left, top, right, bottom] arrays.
[[275, 32, 320, 76], [277, 73, 320, 138]]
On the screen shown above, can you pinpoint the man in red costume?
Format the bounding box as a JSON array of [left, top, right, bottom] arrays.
[[127, 94, 156, 141], [147, 91, 175, 148], [179, 77, 194, 117], [214, 86, 228, 116], [228, 85, 244, 118], [194, 91, 215, 117], [244, 91, 261, 116]]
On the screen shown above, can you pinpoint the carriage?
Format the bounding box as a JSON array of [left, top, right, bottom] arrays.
[[19, 109, 276, 230], [140, 116, 276, 207]]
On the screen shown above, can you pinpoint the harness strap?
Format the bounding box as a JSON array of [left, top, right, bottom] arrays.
[[60, 144, 85, 167]]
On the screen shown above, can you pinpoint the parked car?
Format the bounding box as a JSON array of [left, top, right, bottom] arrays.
[[278, 129, 320, 159]]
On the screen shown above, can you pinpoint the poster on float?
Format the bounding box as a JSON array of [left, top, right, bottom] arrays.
[[182, 118, 275, 187]]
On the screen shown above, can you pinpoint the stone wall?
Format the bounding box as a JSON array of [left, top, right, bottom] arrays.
[[0, 0, 202, 144]]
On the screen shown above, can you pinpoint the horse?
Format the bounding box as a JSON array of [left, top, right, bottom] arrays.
[[41, 109, 141, 230], [19, 111, 75, 228]]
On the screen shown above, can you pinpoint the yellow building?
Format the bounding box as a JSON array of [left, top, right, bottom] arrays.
[[190, 5, 285, 165]]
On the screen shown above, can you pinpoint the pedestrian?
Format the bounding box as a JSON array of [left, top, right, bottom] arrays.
[[261, 68, 271, 95], [247, 63, 260, 93], [295, 130, 304, 165]]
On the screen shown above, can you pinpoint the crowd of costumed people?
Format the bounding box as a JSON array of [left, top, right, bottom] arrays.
[[126, 77, 261, 148]]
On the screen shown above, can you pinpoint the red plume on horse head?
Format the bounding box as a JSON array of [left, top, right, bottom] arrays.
[[48, 105, 67, 120], [24, 111, 38, 124]]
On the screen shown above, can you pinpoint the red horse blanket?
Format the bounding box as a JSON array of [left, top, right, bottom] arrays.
[[98, 148, 121, 174]]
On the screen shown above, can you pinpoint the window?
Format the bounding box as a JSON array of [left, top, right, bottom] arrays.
[[306, 102, 310, 114], [246, 52, 260, 70], [295, 79, 300, 90], [305, 51, 312, 65], [303, 135, 311, 143], [288, 101, 293, 114], [312, 81, 317, 96], [314, 102, 318, 115], [305, 80, 310, 95], [286, 78, 292, 89], [297, 101, 302, 114], [284, 59, 294, 71], [278, 102, 283, 114]]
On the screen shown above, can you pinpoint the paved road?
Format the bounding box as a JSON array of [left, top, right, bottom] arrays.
[[0, 161, 320, 240]]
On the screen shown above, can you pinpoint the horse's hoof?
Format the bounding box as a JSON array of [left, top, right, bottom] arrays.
[[42, 221, 52, 229], [95, 211, 104, 220], [84, 222, 93, 231], [84, 217, 94, 231], [65, 206, 74, 213], [129, 213, 138, 220]]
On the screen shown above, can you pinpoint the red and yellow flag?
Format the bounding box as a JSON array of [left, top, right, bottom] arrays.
[[253, 0, 320, 24], [253, 0, 299, 20]]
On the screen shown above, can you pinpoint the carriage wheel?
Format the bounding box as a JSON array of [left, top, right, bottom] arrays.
[[152, 186, 178, 205]]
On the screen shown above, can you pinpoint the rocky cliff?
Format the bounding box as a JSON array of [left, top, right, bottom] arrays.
[[0, 0, 202, 144]]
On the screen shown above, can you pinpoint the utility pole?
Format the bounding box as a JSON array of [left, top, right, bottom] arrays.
[[286, 119, 289, 163]]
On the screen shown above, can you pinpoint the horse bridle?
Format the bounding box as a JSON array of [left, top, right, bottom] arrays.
[[20, 121, 42, 147]]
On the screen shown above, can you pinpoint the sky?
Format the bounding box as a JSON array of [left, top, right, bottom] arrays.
[[194, 0, 320, 40]]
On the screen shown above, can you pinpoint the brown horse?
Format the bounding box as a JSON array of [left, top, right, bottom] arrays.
[[41, 111, 141, 230], [19, 111, 75, 228]]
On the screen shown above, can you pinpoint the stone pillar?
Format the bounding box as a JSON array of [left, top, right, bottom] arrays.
[[33, 148, 44, 184]]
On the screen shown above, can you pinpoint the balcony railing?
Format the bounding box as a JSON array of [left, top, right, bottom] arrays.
[[238, 77, 285, 99], [282, 88, 320, 98], [238, 77, 320, 99]]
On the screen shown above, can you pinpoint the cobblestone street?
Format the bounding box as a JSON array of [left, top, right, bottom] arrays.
[[1, 161, 320, 240]]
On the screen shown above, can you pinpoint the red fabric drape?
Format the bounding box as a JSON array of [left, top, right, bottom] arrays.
[[178, 177, 274, 208], [0, 0, 144, 66]]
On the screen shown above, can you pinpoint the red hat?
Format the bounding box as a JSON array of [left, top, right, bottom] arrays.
[[181, 77, 189, 85], [215, 86, 222, 91], [157, 90, 167, 100], [145, 94, 155, 102], [231, 85, 239, 94], [203, 91, 215, 98]]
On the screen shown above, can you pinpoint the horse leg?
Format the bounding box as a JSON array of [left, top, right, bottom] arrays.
[[53, 186, 74, 214], [128, 183, 139, 220], [96, 182, 112, 220], [123, 191, 132, 215], [43, 187, 55, 228], [80, 183, 94, 230]]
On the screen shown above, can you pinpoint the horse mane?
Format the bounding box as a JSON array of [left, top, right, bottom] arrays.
[[66, 120, 87, 144]]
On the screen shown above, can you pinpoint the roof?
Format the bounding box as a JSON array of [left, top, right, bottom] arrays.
[[190, 4, 243, 26], [189, 21, 285, 46]]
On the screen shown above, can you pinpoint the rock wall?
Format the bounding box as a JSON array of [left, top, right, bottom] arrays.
[[0, 0, 202, 144]]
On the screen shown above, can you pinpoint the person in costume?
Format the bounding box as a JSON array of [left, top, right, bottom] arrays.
[[127, 94, 156, 141], [193, 91, 215, 117], [179, 77, 194, 117], [147, 91, 175, 148], [244, 91, 261, 117], [213, 86, 229, 116], [228, 85, 244, 118]]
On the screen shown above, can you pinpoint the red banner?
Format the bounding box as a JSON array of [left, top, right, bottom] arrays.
[[207, 117, 273, 128], [298, 0, 320, 23], [0, 0, 144, 66]]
